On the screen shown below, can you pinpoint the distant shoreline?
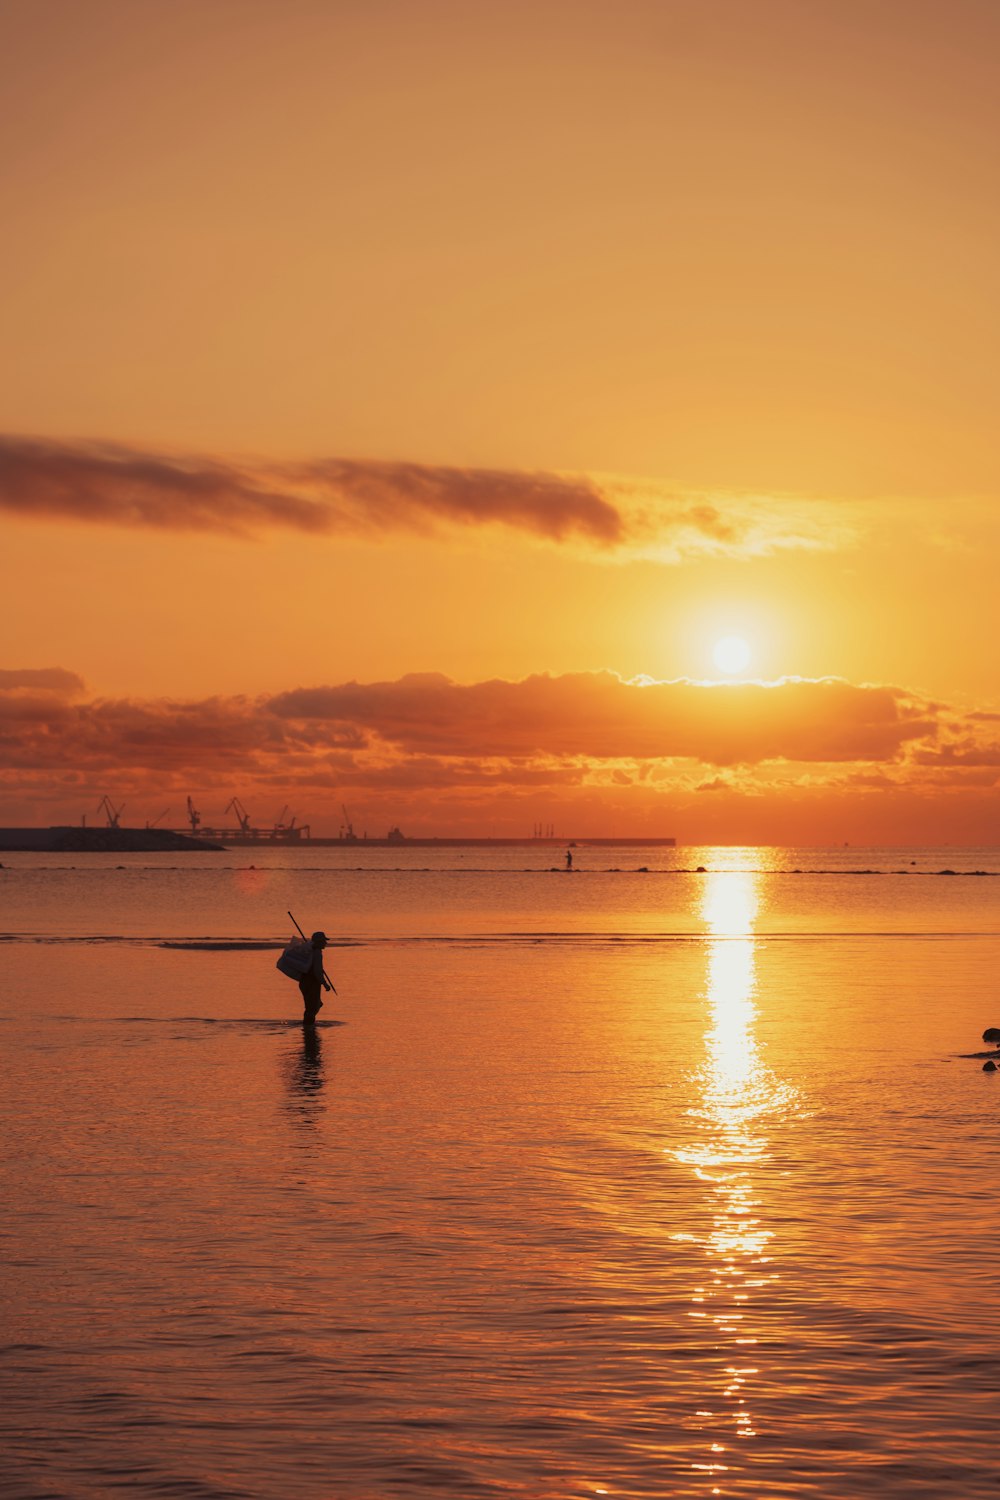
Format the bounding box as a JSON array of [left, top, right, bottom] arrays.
[[0, 828, 674, 852], [0, 828, 224, 852]]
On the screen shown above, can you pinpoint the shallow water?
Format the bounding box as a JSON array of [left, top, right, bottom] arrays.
[[3, 847, 1000, 1497]]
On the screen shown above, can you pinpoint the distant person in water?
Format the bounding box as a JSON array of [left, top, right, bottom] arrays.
[[565, 849, 573, 870], [300, 931, 329, 1026]]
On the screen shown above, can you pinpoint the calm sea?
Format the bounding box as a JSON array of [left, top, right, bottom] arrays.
[[3, 845, 1000, 1498]]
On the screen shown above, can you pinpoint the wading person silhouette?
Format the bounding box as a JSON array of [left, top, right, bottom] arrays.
[[300, 931, 329, 1026], [565, 849, 573, 870]]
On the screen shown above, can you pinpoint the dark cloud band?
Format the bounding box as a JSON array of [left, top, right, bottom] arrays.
[[0, 435, 623, 546], [0, 435, 845, 560]]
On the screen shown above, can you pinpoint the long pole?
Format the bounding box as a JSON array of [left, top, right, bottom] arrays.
[[287, 909, 336, 993]]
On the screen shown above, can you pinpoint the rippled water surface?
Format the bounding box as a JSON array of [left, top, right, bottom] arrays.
[[3, 846, 1000, 1497]]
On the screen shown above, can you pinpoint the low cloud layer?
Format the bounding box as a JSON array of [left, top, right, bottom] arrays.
[[268, 672, 936, 765], [0, 434, 841, 560], [3, 665, 998, 836], [0, 665, 964, 779], [0, 667, 85, 696]]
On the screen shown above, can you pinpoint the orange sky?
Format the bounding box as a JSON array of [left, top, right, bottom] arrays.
[[2, 0, 999, 841]]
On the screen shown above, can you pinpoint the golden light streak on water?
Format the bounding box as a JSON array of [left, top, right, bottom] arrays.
[[671, 868, 800, 1484]]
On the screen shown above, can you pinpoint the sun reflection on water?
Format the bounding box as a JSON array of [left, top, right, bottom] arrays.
[[672, 868, 799, 1485]]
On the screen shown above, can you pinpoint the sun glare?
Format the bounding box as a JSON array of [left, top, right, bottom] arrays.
[[712, 636, 752, 675]]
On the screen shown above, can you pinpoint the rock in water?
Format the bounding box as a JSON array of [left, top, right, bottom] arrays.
[[984, 1060, 997, 1072]]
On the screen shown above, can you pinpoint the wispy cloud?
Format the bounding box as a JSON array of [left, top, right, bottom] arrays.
[[0, 434, 849, 560], [610, 483, 856, 562]]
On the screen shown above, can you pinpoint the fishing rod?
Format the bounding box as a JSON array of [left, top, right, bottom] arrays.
[[288, 909, 337, 994]]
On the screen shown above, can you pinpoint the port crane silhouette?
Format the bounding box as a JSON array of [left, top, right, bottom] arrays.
[[225, 797, 253, 835], [174, 794, 309, 841], [97, 795, 124, 829]]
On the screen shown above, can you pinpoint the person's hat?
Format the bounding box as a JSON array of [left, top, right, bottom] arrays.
[[311, 930, 328, 945]]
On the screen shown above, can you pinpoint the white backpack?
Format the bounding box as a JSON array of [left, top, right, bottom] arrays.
[[276, 937, 313, 980]]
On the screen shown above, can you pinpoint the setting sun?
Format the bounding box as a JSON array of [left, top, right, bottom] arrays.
[[712, 636, 752, 675]]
